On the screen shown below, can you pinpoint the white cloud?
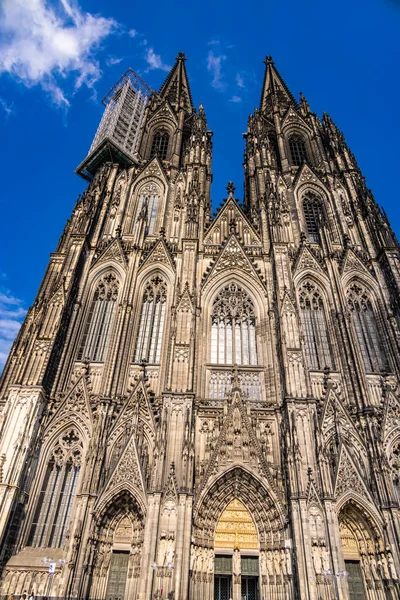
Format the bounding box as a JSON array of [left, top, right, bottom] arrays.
[[0, 290, 27, 371], [230, 95, 242, 103], [145, 48, 171, 72], [236, 73, 245, 88], [0, 0, 118, 107], [128, 28, 137, 38], [207, 50, 226, 90], [208, 39, 220, 46], [106, 56, 123, 66], [0, 96, 13, 116]]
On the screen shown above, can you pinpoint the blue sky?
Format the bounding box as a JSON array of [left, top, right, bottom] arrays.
[[0, 0, 399, 368]]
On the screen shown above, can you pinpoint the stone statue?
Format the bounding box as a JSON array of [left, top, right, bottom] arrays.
[[233, 549, 241, 576], [312, 545, 322, 574], [207, 549, 214, 573]]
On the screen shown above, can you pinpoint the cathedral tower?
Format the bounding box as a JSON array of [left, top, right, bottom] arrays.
[[0, 53, 399, 600]]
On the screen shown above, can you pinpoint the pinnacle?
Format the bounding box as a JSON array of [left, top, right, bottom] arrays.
[[264, 55, 274, 65], [176, 51, 187, 61], [227, 181, 236, 197]]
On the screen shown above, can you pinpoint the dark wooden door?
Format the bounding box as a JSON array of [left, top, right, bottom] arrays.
[[105, 551, 129, 600], [345, 561, 366, 600]]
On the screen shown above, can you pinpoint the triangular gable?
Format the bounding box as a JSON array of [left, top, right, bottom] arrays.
[[46, 375, 93, 438], [198, 388, 279, 501], [340, 248, 372, 277], [202, 234, 265, 289], [204, 199, 262, 247], [294, 163, 325, 189], [293, 245, 326, 276], [139, 238, 175, 272], [320, 389, 364, 448], [334, 444, 373, 503], [282, 105, 312, 133], [93, 237, 127, 268], [306, 480, 323, 509], [110, 380, 156, 445], [176, 284, 194, 312], [147, 99, 179, 127], [163, 464, 179, 502], [103, 432, 146, 497], [136, 156, 169, 187], [280, 289, 297, 315]]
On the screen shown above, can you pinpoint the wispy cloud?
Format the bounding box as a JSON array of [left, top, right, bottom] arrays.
[[236, 73, 245, 88], [208, 39, 220, 46], [106, 56, 123, 66], [230, 95, 242, 103], [0, 0, 118, 108], [128, 28, 137, 38], [207, 50, 226, 90], [0, 290, 27, 371], [145, 48, 171, 72], [0, 96, 13, 116]]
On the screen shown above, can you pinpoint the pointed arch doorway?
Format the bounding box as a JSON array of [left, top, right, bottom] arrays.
[[214, 499, 259, 600]]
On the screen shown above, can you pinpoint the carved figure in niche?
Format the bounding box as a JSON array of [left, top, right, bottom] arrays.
[[280, 549, 287, 575], [266, 550, 274, 576], [157, 531, 168, 566], [322, 548, 330, 573], [379, 551, 390, 579], [207, 549, 214, 573], [233, 549, 241, 576], [166, 534, 175, 566], [273, 549, 281, 575], [260, 551, 267, 575], [233, 434, 242, 458], [312, 545, 322, 574], [387, 550, 398, 580], [369, 555, 380, 581], [190, 545, 196, 571], [285, 547, 292, 576]]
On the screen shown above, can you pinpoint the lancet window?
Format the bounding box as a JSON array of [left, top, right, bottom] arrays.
[[136, 193, 159, 235], [303, 193, 324, 243], [78, 273, 119, 362], [134, 276, 167, 364], [28, 430, 82, 548], [347, 283, 388, 373], [289, 134, 308, 166], [299, 282, 335, 370], [210, 283, 257, 366], [150, 129, 169, 161]]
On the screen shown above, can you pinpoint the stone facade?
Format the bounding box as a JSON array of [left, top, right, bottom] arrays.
[[0, 54, 400, 600]]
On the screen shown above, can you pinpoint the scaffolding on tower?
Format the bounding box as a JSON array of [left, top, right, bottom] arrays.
[[76, 69, 154, 181]]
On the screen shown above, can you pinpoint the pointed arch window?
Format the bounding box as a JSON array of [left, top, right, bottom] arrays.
[[289, 134, 308, 166], [78, 273, 119, 362], [303, 192, 324, 243], [347, 283, 388, 373], [150, 129, 169, 161], [210, 283, 257, 366], [134, 276, 167, 364], [299, 282, 335, 370], [28, 430, 82, 548], [135, 193, 159, 235]]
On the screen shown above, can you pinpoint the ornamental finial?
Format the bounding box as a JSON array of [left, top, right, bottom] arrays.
[[227, 181, 236, 197]]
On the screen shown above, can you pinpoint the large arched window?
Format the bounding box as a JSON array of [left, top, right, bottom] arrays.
[[289, 134, 307, 166], [299, 282, 335, 370], [28, 430, 82, 548], [78, 273, 119, 362], [150, 129, 169, 161], [303, 192, 324, 243], [134, 276, 167, 364], [347, 283, 388, 373], [210, 283, 257, 366]]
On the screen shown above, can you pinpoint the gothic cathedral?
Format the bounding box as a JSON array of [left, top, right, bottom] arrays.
[[0, 54, 400, 600]]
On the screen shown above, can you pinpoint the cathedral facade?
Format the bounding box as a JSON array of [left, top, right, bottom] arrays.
[[0, 53, 400, 600]]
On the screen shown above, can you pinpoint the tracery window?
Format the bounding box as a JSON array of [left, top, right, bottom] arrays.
[[134, 276, 167, 364], [210, 283, 257, 366], [28, 430, 82, 548], [78, 273, 119, 362], [347, 283, 388, 373], [389, 440, 400, 504], [289, 134, 308, 166], [303, 193, 324, 243], [150, 129, 169, 161], [135, 192, 159, 235], [299, 282, 335, 370]]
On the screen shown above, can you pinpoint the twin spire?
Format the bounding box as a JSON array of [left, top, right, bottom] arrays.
[[159, 52, 299, 115]]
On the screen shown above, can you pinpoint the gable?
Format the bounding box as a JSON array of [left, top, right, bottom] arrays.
[[204, 199, 262, 247]]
